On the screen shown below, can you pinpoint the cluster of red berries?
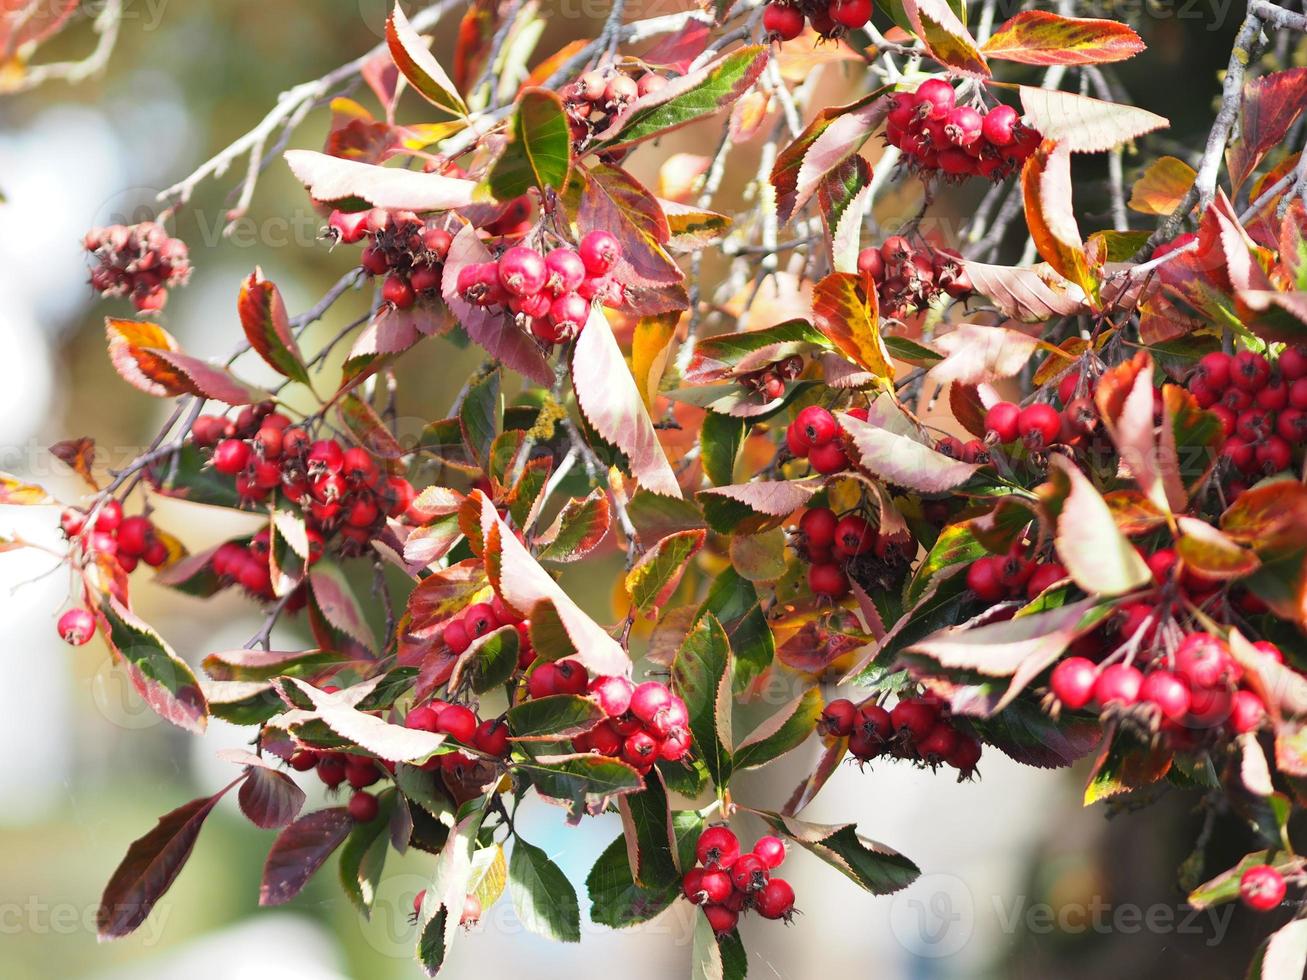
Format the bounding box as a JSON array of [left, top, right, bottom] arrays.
[[856, 237, 972, 320], [794, 506, 879, 599], [210, 528, 307, 603], [57, 500, 171, 646], [404, 698, 512, 788], [562, 67, 667, 148], [1240, 865, 1289, 912], [1187, 348, 1307, 491], [523, 666, 691, 774], [784, 404, 866, 475], [287, 744, 396, 822], [682, 827, 796, 935], [762, 0, 871, 41], [741, 355, 804, 401], [964, 545, 1067, 604], [885, 80, 1041, 181], [325, 207, 452, 311], [442, 594, 537, 667], [84, 221, 191, 312], [820, 694, 983, 777], [982, 370, 1100, 454], [1048, 631, 1271, 745], [455, 233, 623, 344], [191, 402, 417, 553]]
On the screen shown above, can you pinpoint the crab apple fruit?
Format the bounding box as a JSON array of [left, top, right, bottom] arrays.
[[915, 78, 956, 119], [698, 869, 734, 905], [552, 659, 589, 696], [57, 607, 95, 646], [703, 904, 739, 935], [808, 440, 850, 474], [981, 104, 1019, 146], [1231, 690, 1267, 734], [794, 405, 838, 447], [1230, 351, 1271, 391], [965, 555, 1005, 602], [1240, 865, 1286, 912], [754, 877, 797, 920], [527, 662, 560, 699], [832, 514, 876, 558], [1025, 561, 1066, 598], [918, 722, 960, 760], [347, 791, 380, 822], [944, 105, 984, 146], [497, 246, 548, 297], [463, 602, 498, 638], [544, 248, 586, 295], [212, 438, 251, 475], [682, 868, 707, 904], [819, 697, 857, 737], [660, 729, 692, 760], [809, 562, 850, 598], [317, 755, 346, 788], [307, 439, 344, 473], [630, 681, 673, 724], [832, 0, 872, 28], [405, 703, 443, 733], [730, 853, 770, 893], [890, 698, 938, 740], [472, 719, 510, 757], [444, 619, 471, 655], [763, 2, 805, 40], [696, 826, 740, 869], [578, 230, 622, 277], [1018, 403, 1062, 448], [984, 401, 1021, 443], [115, 516, 153, 557], [589, 675, 635, 717], [1174, 632, 1233, 688], [460, 894, 482, 928], [1139, 670, 1191, 723], [436, 704, 478, 744], [946, 734, 982, 776], [1257, 435, 1293, 473], [857, 246, 885, 279], [800, 506, 838, 548], [753, 835, 787, 870], [622, 730, 659, 768], [1093, 663, 1143, 708]]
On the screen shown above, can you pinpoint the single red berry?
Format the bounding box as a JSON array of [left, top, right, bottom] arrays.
[[1025, 561, 1066, 598], [702, 903, 739, 935], [698, 868, 734, 904], [553, 659, 590, 696], [753, 835, 787, 870], [589, 675, 635, 717], [856, 246, 884, 280], [794, 405, 838, 447], [383, 274, 416, 309], [785, 421, 811, 457], [622, 730, 660, 768], [460, 894, 482, 927], [917, 722, 960, 760], [819, 698, 857, 737], [1257, 435, 1293, 474], [1231, 351, 1271, 391], [191, 414, 229, 446], [57, 607, 95, 646], [115, 515, 153, 558], [807, 440, 850, 474], [1174, 632, 1233, 688], [890, 698, 938, 740], [307, 439, 344, 473], [497, 246, 548, 298], [754, 877, 797, 920], [578, 230, 622, 277], [405, 704, 444, 733], [984, 401, 1021, 443], [682, 867, 707, 904], [729, 853, 769, 893], [1139, 670, 1191, 723], [463, 602, 499, 639], [435, 704, 478, 744], [1194, 351, 1233, 390], [317, 755, 346, 787], [696, 826, 741, 868], [630, 681, 673, 725], [763, 2, 805, 40], [528, 662, 559, 699], [832, 514, 875, 558], [1230, 690, 1267, 734], [1145, 548, 1178, 583], [946, 734, 982, 776], [348, 791, 380, 822], [944, 105, 983, 146], [1093, 663, 1143, 708], [1256, 381, 1288, 411], [809, 562, 850, 598], [604, 73, 639, 105], [965, 555, 1005, 602], [831, 0, 872, 28], [1279, 345, 1307, 380], [1018, 403, 1062, 449], [472, 718, 511, 757], [914, 78, 956, 119], [213, 438, 251, 475], [444, 618, 471, 655], [981, 104, 1018, 147], [1240, 865, 1286, 912]]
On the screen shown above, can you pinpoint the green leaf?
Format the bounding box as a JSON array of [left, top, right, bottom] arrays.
[[586, 833, 679, 928], [625, 529, 706, 615], [754, 812, 919, 894], [509, 837, 581, 942], [507, 694, 605, 741], [416, 806, 484, 974], [696, 567, 774, 692], [515, 753, 644, 815], [701, 412, 746, 486], [1187, 851, 1296, 909], [692, 912, 726, 980], [1084, 731, 1172, 805], [594, 46, 770, 151], [201, 647, 348, 683], [619, 772, 678, 887], [459, 370, 501, 470], [904, 521, 991, 607], [448, 623, 519, 695], [238, 269, 310, 385], [684, 318, 830, 385], [484, 88, 573, 199], [671, 615, 733, 789], [732, 688, 822, 770], [394, 764, 455, 821], [338, 788, 394, 916], [155, 443, 242, 508], [535, 488, 612, 563]]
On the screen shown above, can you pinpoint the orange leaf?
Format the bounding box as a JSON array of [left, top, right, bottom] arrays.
[[811, 273, 891, 380], [1128, 156, 1195, 216], [1021, 140, 1097, 304]]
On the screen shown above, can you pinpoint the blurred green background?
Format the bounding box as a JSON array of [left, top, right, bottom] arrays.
[[0, 1, 1294, 977]]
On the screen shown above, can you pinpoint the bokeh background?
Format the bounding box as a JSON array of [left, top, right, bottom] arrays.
[[0, 1, 1293, 977]]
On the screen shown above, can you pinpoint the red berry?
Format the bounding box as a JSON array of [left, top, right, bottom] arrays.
[[833, 514, 876, 558], [115, 515, 153, 558], [1231, 690, 1267, 734], [965, 555, 1005, 602], [629, 681, 673, 724], [1240, 865, 1286, 912], [589, 675, 635, 717], [463, 602, 499, 639], [754, 877, 796, 920], [307, 439, 344, 473], [1256, 381, 1288, 411], [1093, 663, 1143, 708], [1025, 561, 1066, 598], [696, 826, 740, 868], [213, 439, 251, 475], [808, 562, 850, 598], [348, 791, 380, 822], [473, 718, 511, 757], [1139, 670, 1191, 722], [946, 734, 982, 776], [1231, 351, 1271, 391], [753, 835, 787, 870], [914, 78, 956, 119], [57, 607, 95, 646], [944, 105, 983, 147], [1174, 632, 1233, 688], [1194, 351, 1232, 389], [528, 662, 559, 699], [1017, 403, 1062, 449], [856, 246, 884, 279], [984, 401, 1021, 443], [819, 698, 857, 737], [831, 0, 872, 28], [1280, 345, 1307, 381], [807, 440, 850, 474], [383, 274, 415, 309], [317, 755, 346, 788], [981, 104, 1018, 146], [191, 414, 229, 446], [578, 230, 622, 277], [682, 867, 707, 904], [436, 704, 478, 744], [729, 853, 769, 893], [917, 722, 960, 760], [444, 619, 471, 654], [553, 659, 590, 696], [763, 2, 805, 40], [785, 421, 811, 456], [1257, 435, 1293, 473], [622, 730, 659, 768], [890, 698, 939, 741], [794, 405, 838, 447], [702, 903, 739, 935], [405, 704, 443, 732]]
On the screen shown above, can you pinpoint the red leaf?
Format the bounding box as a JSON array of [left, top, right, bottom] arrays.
[[97, 781, 238, 939], [1228, 68, 1307, 192], [576, 162, 682, 288], [572, 306, 681, 498], [1094, 352, 1183, 512], [147, 349, 271, 406], [771, 90, 887, 225], [260, 807, 355, 906], [49, 437, 98, 489], [284, 149, 475, 210], [982, 12, 1144, 66], [308, 560, 375, 651], [238, 269, 309, 384], [98, 598, 208, 734], [236, 759, 307, 830], [440, 224, 553, 386]]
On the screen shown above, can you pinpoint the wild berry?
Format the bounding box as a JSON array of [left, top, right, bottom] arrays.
[[57, 608, 95, 646], [1240, 865, 1286, 912]]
